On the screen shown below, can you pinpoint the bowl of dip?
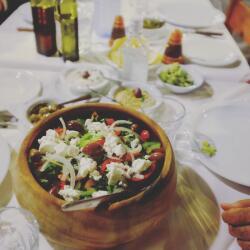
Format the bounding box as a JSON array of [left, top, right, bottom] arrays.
[[61, 66, 111, 96], [109, 82, 163, 117]]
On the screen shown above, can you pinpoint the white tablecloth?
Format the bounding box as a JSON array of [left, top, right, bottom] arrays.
[[0, 1, 249, 250]]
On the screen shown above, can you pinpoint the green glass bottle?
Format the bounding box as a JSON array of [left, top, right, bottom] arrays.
[[31, 0, 57, 56], [55, 0, 79, 62]]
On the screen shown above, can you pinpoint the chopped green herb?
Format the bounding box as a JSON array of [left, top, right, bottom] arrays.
[[201, 141, 217, 157]]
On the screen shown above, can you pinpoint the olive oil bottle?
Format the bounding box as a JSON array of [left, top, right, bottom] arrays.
[[31, 0, 57, 56], [55, 0, 79, 62]]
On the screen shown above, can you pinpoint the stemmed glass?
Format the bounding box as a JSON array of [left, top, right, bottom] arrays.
[[0, 207, 39, 250]]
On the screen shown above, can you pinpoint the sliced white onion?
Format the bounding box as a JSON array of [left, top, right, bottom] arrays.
[[59, 117, 67, 140], [45, 154, 76, 189], [110, 120, 132, 129]]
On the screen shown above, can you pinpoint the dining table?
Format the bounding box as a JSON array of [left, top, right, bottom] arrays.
[[0, 0, 250, 249]]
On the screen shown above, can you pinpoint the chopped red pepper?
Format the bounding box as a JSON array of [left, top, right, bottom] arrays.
[[95, 137, 105, 146], [114, 130, 121, 136]]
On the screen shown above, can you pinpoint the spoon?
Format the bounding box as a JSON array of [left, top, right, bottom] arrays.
[[62, 173, 162, 212]]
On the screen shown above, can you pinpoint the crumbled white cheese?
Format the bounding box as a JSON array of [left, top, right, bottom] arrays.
[[58, 185, 80, 202], [54, 142, 68, 156], [39, 141, 56, 154], [38, 129, 60, 154], [92, 190, 109, 198], [113, 144, 126, 158], [38, 129, 58, 144], [131, 138, 140, 149], [106, 162, 126, 185], [89, 170, 102, 181], [67, 145, 79, 158], [133, 174, 144, 180], [103, 133, 127, 158], [85, 119, 108, 134], [70, 137, 80, 146], [129, 159, 151, 175], [77, 157, 97, 179]]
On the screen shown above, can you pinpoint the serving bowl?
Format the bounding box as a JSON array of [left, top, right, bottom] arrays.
[[12, 103, 176, 249], [108, 81, 163, 118], [156, 64, 204, 94], [60, 66, 112, 96], [143, 16, 168, 40]]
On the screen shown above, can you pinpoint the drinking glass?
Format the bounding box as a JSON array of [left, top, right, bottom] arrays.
[[92, 0, 121, 38], [77, 0, 94, 55], [0, 207, 39, 250]]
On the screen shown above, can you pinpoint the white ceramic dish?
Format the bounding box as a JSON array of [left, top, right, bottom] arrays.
[[183, 35, 239, 66], [156, 64, 204, 94], [107, 82, 163, 117], [193, 103, 250, 187], [17, 96, 64, 130], [0, 69, 41, 109], [158, 2, 225, 29], [0, 135, 11, 185], [60, 65, 114, 96], [142, 16, 169, 41]]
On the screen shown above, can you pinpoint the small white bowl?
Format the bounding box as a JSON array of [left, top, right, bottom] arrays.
[[156, 64, 204, 94], [143, 18, 168, 41], [108, 81, 163, 117], [60, 66, 112, 96], [16, 96, 64, 130]]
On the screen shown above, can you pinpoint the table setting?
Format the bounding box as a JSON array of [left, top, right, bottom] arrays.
[[0, 0, 250, 249]]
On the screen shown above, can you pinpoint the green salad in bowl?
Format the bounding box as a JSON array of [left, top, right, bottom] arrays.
[[159, 63, 194, 87], [157, 63, 204, 94]]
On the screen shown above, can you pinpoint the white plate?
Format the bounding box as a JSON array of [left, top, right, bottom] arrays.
[[0, 135, 11, 184], [194, 103, 250, 186], [158, 2, 225, 28], [0, 69, 41, 109], [183, 35, 239, 66], [156, 65, 204, 94], [107, 81, 163, 117]]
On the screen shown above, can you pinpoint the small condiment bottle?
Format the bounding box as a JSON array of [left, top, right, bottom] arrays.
[[109, 15, 126, 47], [122, 18, 148, 82], [162, 29, 184, 64]]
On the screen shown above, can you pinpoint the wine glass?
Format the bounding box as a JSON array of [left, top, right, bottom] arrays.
[[0, 207, 39, 250]]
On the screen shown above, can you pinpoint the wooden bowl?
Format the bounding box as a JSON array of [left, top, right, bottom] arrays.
[[12, 103, 176, 249]]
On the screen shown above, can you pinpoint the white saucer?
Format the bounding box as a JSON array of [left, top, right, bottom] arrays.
[[183, 35, 239, 66], [158, 1, 225, 29], [0, 69, 41, 109]]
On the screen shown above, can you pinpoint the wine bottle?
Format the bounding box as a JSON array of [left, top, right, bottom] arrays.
[[31, 0, 57, 56], [55, 0, 79, 62]]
